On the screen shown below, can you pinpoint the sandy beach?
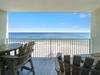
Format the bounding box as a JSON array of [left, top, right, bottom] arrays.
[[29, 39, 90, 57], [8, 39, 90, 57]]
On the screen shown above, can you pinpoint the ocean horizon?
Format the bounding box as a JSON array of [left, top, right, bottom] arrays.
[[8, 32, 90, 39]]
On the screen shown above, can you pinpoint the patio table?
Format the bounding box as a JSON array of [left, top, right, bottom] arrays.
[[79, 53, 100, 61], [0, 43, 22, 53], [0, 43, 23, 75]]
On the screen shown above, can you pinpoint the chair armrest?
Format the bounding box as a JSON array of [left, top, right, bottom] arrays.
[[1, 55, 18, 59]]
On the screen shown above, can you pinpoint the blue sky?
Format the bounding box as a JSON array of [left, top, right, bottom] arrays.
[[8, 12, 90, 32]]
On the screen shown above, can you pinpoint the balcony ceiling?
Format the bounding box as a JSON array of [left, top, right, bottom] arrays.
[[0, 0, 100, 12]]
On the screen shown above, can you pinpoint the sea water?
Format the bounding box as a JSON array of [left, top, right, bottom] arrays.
[[9, 32, 90, 39]]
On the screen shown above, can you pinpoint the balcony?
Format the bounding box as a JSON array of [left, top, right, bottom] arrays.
[[0, 0, 100, 75], [0, 38, 90, 75]]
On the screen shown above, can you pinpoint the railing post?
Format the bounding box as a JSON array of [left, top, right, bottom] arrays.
[[50, 39, 51, 59], [89, 39, 91, 54]]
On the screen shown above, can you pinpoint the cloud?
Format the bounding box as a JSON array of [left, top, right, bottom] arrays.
[[60, 22, 64, 25], [80, 13, 86, 18]]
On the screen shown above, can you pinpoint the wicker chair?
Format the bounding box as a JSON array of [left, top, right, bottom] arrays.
[[1, 42, 35, 75], [72, 55, 81, 75], [90, 60, 100, 75], [57, 53, 64, 73], [80, 57, 94, 75], [64, 55, 70, 75]]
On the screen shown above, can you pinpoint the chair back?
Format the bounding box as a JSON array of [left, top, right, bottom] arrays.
[[73, 55, 81, 66], [90, 60, 100, 75], [17, 41, 35, 66], [64, 55, 70, 75], [94, 60, 100, 69], [57, 53, 64, 73], [80, 57, 94, 75], [64, 55, 70, 63], [72, 55, 81, 75]]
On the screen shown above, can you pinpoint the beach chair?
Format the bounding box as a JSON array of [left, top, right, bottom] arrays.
[[80, 57, 94, 75], [1, 41, 35, 75], [90, 60, 100, 75], [64, 55, 70, 75], [72, 55, 81, 75]]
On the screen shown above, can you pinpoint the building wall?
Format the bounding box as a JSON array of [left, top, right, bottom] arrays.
[[0, 10, 8, 44], [91, 7, 100, 53]]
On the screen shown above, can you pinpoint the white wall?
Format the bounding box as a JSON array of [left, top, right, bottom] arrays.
[[0, 10, 8, 44], [91, 7, 100, 53]]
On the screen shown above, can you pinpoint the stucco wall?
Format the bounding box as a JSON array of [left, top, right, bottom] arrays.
[[91, 7, 100, 53], [0, 10, 8, 44]]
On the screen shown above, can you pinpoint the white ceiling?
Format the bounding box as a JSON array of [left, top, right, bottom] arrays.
[[0, 0, 100, 12]]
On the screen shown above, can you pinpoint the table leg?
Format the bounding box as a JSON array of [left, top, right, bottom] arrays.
[[0, 62, 5, 75]]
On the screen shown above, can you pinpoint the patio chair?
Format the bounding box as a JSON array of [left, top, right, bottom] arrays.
[[57, 53, 64, 73], [80, 57, 94, 75], [1, 41, 35, 75], [72, 55, 81, 75], [90, 60, 100, 75], [64, 55, 70, 75]]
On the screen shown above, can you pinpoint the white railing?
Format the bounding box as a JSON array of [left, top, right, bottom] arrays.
[[5, 38, 91, 57]]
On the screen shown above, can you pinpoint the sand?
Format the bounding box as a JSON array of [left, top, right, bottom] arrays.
[[8, 39, 90, 57]]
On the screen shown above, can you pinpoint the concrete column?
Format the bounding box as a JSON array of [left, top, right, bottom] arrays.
[[91, 7, 100, 53], [0, 10, 8, 44]]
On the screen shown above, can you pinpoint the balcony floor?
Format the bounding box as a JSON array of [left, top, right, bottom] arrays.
[[1, 57, 64, 75]]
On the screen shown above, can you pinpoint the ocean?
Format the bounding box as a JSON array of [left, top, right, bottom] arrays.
[[9, 32, 90, 39]]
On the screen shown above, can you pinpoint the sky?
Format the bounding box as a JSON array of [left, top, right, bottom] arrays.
[[8, 12, 91, 32]]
